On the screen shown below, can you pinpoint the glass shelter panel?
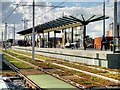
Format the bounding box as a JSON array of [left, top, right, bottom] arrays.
[[73, 26, 83, 47]]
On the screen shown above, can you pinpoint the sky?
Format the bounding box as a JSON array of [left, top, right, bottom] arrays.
[[0, 0, 120, 41]]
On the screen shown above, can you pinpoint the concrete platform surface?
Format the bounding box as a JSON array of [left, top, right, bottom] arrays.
[[13, 46, 113, 60], [13, 46, 120, 68]]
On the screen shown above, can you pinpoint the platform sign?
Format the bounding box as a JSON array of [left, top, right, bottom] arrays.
[[0, 53, 3, 79]]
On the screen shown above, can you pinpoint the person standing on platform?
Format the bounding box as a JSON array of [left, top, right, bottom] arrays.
[[36, 39, 39, 48], [101, 35, 107, 50], [57, 40, 61, 48]]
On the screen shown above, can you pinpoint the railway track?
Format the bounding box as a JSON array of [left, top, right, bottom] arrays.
[[2, 50, 120, 89], [13, 48, 120, 74], [3, 59, 42, 90], [8, 50, 120, 84], [3, 52, 84, 89]]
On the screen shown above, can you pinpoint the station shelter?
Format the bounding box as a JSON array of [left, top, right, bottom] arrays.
[[17, 14, 109, 50]]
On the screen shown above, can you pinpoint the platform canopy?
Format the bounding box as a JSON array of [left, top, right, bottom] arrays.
[[17, 14, 109, 35]]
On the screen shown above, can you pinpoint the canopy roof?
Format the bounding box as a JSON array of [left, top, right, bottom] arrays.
[[17, 14, 109, 35]]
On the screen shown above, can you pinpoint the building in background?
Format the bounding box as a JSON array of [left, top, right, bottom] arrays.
[[94, 22, 119, 50]]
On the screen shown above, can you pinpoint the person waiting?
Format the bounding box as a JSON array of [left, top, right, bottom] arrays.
[[101, 35, 107, 50], [110, 40, 113, 51]]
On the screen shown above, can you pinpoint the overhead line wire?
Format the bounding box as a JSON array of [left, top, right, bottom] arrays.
[[37, 0, 67, 18], [2, 0, 23, 23]]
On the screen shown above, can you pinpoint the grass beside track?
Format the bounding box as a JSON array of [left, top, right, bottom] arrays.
[[12, 49, 119, 72], [2, 49, 119, 88], [9, 49, 120, 80], [3, 55, 79, 89], [4, 54, 33, 69]]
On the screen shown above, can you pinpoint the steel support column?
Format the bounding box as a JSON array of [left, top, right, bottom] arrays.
[[65, 29, 67, 43], [54, 31, 56, 48], [62, 29, 64, 33], [62, 29, 65, 48], [48, 32, 50, 48], [83, 25, 86, 50], [42, 32, 44, 48], [30, 35, 32, 46], [71, 27, 74, 43], [24, 36, 26, 41]]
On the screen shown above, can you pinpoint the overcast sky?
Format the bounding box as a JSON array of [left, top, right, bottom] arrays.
[[0, 0, 120, 40]]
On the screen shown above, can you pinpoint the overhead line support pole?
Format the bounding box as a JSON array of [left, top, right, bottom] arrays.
[[2, 31, 3, 48], [32, 0, 35, 60], [103, 0, 105, 36], [13, 23, 15, 46], [113, 0, 118, 53], [4, 23, 7, 51]]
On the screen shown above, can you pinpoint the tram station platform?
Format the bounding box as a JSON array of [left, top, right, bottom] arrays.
[[13, 46, 120, 69]]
